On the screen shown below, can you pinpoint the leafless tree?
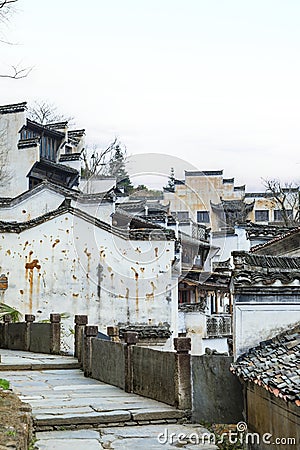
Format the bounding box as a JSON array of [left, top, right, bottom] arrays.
[[27, 99, 74, 125], [263, 178, 300, 225], [0, 1, 17, 22], [81, 138, 119, 178], [0, 0, 32, 79]]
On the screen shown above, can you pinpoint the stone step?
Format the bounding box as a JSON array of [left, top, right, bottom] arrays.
[[0, 362, 80, 371], [33, 407, 185, 428]]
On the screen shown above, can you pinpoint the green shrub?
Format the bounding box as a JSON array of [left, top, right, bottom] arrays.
[[0, 379, 10, 390]]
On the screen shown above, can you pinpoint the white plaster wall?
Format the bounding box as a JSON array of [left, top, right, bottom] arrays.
[[0, 189, 65, 222], [0, 187, 114, 225], [60, 160, 81, 172], [0, 212, 177, 340], [212, 227, 250, 262], [234, 304, 300, 358], [79, 178, 116, 194], [71, 199, 113, 224], [0, 110, 39, 197]]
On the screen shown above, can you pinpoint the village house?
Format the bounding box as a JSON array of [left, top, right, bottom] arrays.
[[113, 195, 233, 354], [6, 101, 297, 356], [162, 170, 299, 264], [0, 102, 180, 349]]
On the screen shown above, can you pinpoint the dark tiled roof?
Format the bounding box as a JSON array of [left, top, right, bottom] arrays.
[[251, 227, 300, 253], [0, 203, 174, 241], [59, 153, 82, 162], [245, 192, 274, 198], [68, 129, 85, 137], [118, 324, 171, 339], [232, 251, 300, 270], [246, 222, 294, 239], [26, 119, 65, 139], [231, 325, 300, 406], [38, 157, 79, 174], [0, 102, 27, 114], [18, 138, 40, 149], [45, 121, 68, 129], [211, 199, 254, 213], [185, 170, 223, 176], [234, 185, 245, 191], [232, 251, 300, 285], [0, 180, 112, 207]]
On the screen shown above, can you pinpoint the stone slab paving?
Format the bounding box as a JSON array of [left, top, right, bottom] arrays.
[[0, 350, 218, 449], [36, 425, 219, 449], [0, 349, 80, 370], [4, 368, 185, 428]]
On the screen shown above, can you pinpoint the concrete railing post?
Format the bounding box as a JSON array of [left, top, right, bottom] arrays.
[[174, 337, 192, 410], [124, 331, 138, 393], [25, 314, 35, 351], [50, 313, 61, 354], [107, 326, 120, 342], [3, 314, 11, 349], [83, 325, 98, 377], [74, 315, 88, 360]]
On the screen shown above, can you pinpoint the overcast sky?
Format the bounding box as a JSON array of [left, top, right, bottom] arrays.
[[1, 0, 300, 190]]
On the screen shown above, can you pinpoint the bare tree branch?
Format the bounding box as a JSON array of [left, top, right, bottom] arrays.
[[0, 1, 18, 9], [0, 64, 32, 79], [263, 178, 300, 225], [81, 138, 118, 178], [27, 99, 74, 124], [0, 0, 33, 79]]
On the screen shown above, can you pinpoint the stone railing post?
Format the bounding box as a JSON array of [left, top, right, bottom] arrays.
[[74, 315, 88, 360], [3, 314, 11, 349], [107, 326, 120, 342], [174, 337, 191, 410], [50, 313, 61, 354], [124, 331, 138, 393], [83, 325, 98, 377], [25, 314, 35, 351]]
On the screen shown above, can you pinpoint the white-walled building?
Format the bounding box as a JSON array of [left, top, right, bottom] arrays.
[[0, 102, 180, 349]]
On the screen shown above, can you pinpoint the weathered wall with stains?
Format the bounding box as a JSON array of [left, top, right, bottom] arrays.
[[0, 189, 64, 222], [0, 108, 39, 198], [246, 196, 276, 223], [163, 172, 247, 232], [70, 198, 113, 224], [192, 355, 243, 423], [164, 173, 225, 231], [244, 382, 300, 450], [0, 211, 178, 342], [163, 172, 298, 234]]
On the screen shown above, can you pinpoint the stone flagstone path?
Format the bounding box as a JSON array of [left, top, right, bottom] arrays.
[[0, 349, 218, 449]]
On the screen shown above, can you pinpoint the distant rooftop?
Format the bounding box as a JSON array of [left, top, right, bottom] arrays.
[[0, 102, 27, 114], [185, 170, 223, 177]]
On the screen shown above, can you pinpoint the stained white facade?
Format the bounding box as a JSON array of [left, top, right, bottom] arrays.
[[0, 207, 178, 344]]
